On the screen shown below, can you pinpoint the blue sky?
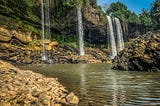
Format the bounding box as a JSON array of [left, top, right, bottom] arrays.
[[97, 0, 155, 14]]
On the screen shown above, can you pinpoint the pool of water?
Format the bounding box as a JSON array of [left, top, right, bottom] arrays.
[[20, 64, 160, 106]]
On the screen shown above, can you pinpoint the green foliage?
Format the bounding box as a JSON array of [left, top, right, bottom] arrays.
[[89, 0, 97, 7], [0, 14, 41, 35], [106, 1, 141, 24], [63, 0, 82, 7], [0, 0, 41, 36], [106, 2, 127, 14], [124, 41, 132, 47], [106, 0, 159, 31], [106, 2, 131, 22], [51, 33, 77, 43], [51, 33, 78, 47], [128, 12, 141, 24], [83, 0, 90, 6], [0, 0, 40, 23], [139, 9, 153, 28], [150, 0, 160, 29]]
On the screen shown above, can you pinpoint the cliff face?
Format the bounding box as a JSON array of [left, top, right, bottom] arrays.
[[0, 0, 41, 36], [112, 32, 160, 71], [83, 6, 108, 45], [0, 0, 108, 44]]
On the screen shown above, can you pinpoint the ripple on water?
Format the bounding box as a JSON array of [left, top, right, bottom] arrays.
[[20, 64, 160, 106]]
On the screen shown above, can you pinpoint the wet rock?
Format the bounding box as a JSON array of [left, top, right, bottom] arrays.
[[66, 92, 79, 105], [112, 33, 160, 71]]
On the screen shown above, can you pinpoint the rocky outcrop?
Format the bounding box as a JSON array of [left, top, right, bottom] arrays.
[[0, 27, 32, 44], [112, 32, 160, 71], [0, 60, 79, 106]]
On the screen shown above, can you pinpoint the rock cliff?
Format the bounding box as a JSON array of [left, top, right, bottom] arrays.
[[112, 32, 160, 71], [0, 0, 108, 45]]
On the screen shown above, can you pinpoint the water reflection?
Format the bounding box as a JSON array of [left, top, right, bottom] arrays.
[[109, 70, 118, 106], [78, 64, 87, 99], [20, 64, 160, 106], [108, 70, 128, 106]]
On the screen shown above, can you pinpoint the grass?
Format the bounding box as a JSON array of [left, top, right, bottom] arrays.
[[61, 42, 78, 48], [124, 41, 132, 47]]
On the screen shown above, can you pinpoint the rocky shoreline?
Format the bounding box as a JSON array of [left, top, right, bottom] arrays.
[[0, 42, 111, 65], [0, 27, 111, 65], [112, 32, 160, 71], [0, 60, 79, 106]]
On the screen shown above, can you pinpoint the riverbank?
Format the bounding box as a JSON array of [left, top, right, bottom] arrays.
[[0, 26, 111, 65], [0, 60, 79, 106]]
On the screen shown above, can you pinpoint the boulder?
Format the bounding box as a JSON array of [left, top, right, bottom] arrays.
[[112, 32, 160, 71], [66, 92, 79, 104], [0, 27, 12, 42], [47, 41, 58, 51], [11, 30, 32, 44], [0, 27, 32, 44]]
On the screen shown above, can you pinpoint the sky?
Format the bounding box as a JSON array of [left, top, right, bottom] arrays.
[[97, 0, 155, 14]]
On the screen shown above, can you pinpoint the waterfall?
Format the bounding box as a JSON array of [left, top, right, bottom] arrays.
[[41, 0, 51, 61], [107, 16, 117, 59], [115, 17, 125, 51], [77, 6, 85, 56]]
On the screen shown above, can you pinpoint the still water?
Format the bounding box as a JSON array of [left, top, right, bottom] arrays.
[[20, 64, 160, 106]]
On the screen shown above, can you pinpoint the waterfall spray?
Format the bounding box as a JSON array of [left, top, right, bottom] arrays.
[[77, 6, 85, 56], [115, 17, 125, 51], [41, 0, 51, 61], [107, 16, 117, 59]]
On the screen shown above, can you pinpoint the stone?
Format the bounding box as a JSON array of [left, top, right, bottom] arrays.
[[0, 27, 12, 42], [47, 41, 58, 51], [0, 60, 79, 105], [66, 92, 79, 105], [9, 56, 18, 61]]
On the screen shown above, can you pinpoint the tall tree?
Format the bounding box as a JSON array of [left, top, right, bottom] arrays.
[[150, 0, 160, 29], [106, 1, 140, 24], [140, 9, 153, 28]]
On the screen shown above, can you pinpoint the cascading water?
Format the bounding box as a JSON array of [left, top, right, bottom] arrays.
[[41, 0, 51, 61], [115, 17, 125, 51], [107, 16, 117, 59], [77, 6, 85, 56]]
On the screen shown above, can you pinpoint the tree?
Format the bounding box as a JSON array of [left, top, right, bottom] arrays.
[[106, 2, 127, 14], [128, 12, 141, 24], [106, 1, 140, 24], [150, 0, 160, 29], [139, 9, 153, 28]]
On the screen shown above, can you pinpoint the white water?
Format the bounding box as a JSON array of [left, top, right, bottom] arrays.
[[41, 0, 51, 61], [115, 17, 125, 51], [77, 6, 85, 56], [107, 16, 117, 59]]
